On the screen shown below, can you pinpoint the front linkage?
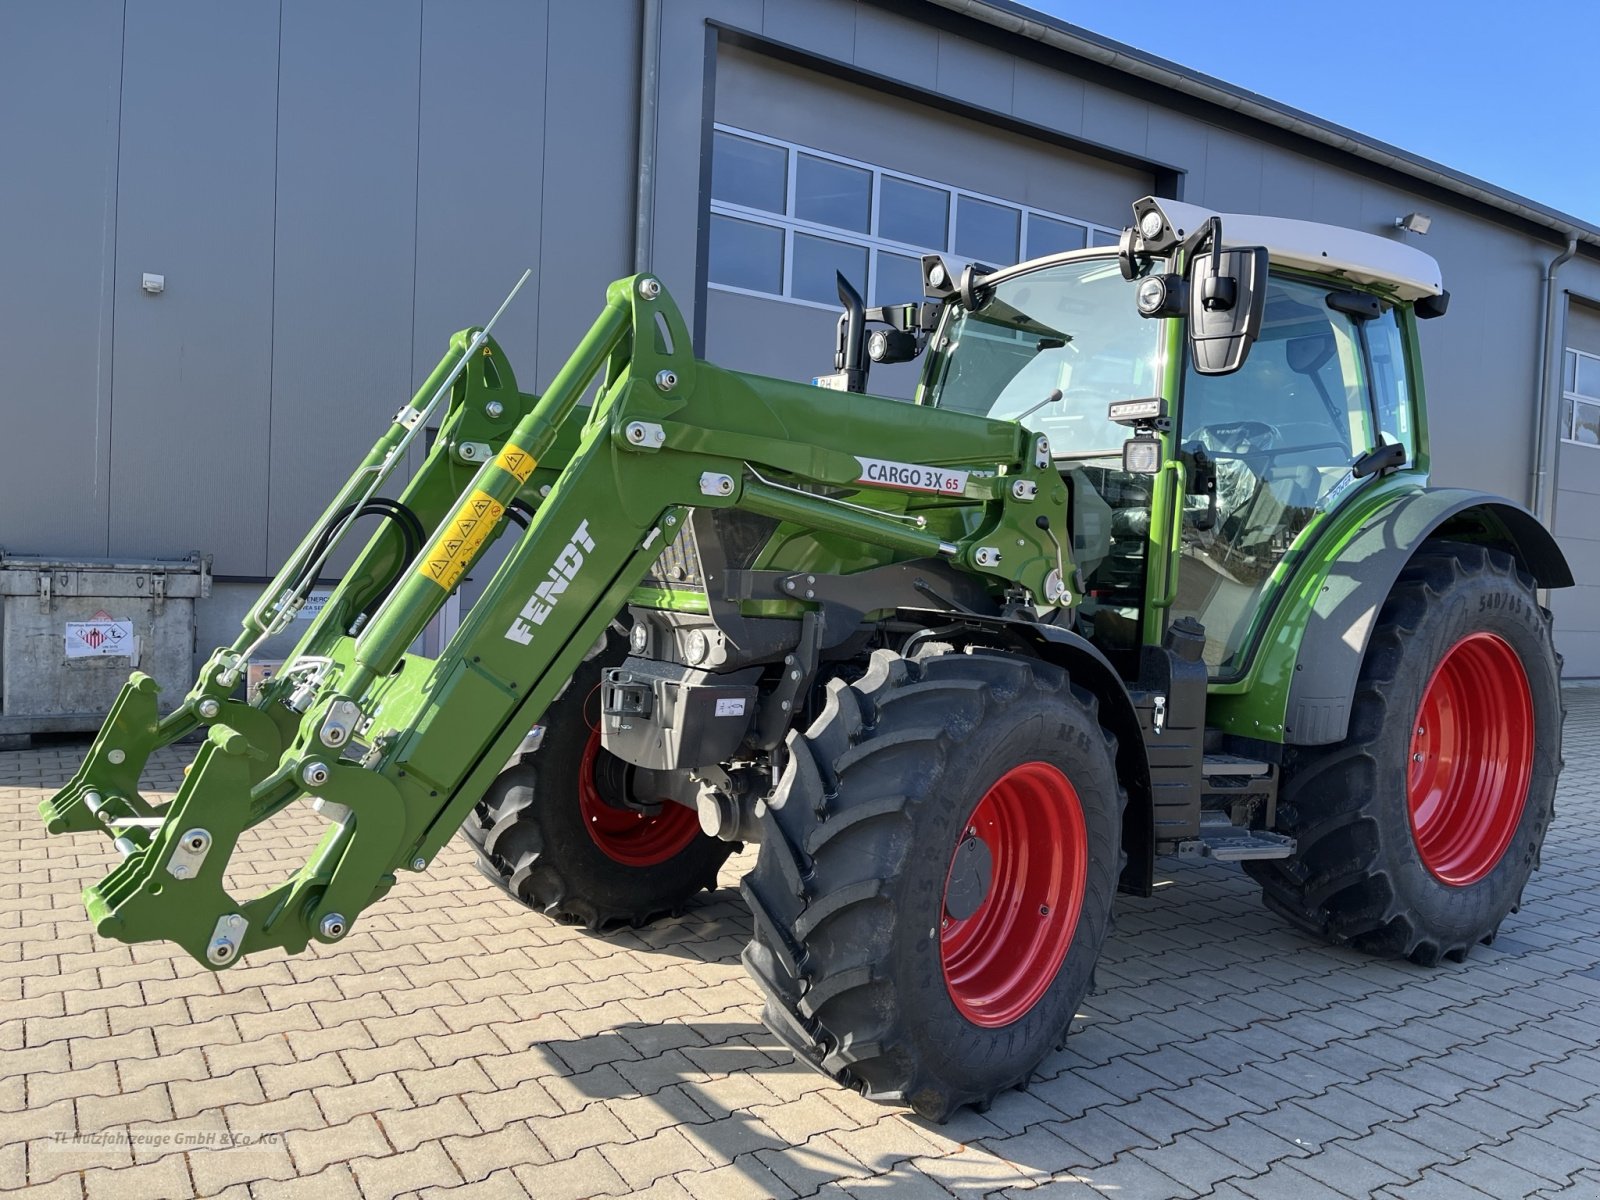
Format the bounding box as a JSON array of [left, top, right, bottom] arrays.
[[41, 273, 1070, 970]]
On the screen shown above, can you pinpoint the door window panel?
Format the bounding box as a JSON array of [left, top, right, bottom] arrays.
[[1026, 216, 1087, 259], [708, 215, 784, 294], [955, 196, 1020, 267], [711, 131, 787, 214], [879, 176, 948, 248], [795, 154, 871, 234], [874, 250, 924, 306], [792, 233, 868, 306], [1172, 275, 1374, 675]]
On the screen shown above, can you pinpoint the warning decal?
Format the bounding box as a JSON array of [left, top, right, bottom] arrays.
[[418, 488, 505, 591], [494, 444, 537, 484], [66, 610, 134, 659]]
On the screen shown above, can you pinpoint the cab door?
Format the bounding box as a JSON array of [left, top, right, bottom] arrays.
[[1167, 274, 1379, 677]]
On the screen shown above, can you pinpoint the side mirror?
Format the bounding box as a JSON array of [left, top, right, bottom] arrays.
[[1189, 246, 1267, 375], [823, 271, 868, 393]]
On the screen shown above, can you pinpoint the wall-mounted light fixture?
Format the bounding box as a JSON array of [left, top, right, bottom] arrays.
[[1394, 212, 1432, 235]]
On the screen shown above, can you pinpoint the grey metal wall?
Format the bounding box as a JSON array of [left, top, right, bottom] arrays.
[[1, 0, 639, 660], [1555, 301, 1600, 674], [1, 0, 638, 574], [2, 0, 1594, 671]]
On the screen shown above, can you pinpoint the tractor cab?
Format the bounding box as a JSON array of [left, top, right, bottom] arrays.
[[909, 197, 1447, 680]]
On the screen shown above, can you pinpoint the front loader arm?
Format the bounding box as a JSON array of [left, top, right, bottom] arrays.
[[41, 274, 1072, 970]]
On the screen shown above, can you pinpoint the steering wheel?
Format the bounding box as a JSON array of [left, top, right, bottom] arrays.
[[1188, 420, 1279, 452]]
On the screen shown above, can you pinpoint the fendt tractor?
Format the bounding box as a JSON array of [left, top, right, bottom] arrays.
[[42, 197, 1570, 1120]]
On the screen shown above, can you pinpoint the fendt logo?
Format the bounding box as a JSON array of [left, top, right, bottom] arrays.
[[504, 520, 595, 645]]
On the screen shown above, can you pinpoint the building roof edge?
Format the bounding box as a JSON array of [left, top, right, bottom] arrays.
[[923, 0, 1600, 250]]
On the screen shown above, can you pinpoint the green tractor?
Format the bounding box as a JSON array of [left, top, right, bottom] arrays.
[[42, 196, 1569, 1121]]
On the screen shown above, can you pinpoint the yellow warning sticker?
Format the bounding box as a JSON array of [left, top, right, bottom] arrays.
[[494, 443, 537, 484], [418, 488, 504, 591]]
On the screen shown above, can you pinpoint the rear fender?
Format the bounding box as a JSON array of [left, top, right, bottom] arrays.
[[1281, 489, 1571, 746]]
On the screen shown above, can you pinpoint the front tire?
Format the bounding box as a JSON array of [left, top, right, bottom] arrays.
[[459, 630, 735, 931], [1246, 542, 1562, 965], [741, 648, 1124, 1121]]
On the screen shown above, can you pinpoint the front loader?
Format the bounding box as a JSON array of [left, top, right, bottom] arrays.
[[42, 197, 1571, 1120]]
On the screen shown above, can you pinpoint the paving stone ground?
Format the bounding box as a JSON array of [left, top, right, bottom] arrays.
[[3, 688, 1599, 1200]]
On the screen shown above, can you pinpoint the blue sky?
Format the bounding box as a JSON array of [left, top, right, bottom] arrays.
[[1024, 1, 1598, 226]]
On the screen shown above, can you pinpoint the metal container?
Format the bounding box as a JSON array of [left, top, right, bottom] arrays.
[[0, 551, 210, 740]]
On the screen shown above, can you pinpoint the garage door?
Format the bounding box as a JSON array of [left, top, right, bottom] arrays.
[[703, 45, 1153, 394]]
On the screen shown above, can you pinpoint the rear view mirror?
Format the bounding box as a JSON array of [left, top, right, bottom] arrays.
[[1189, 246, 1267, 376]]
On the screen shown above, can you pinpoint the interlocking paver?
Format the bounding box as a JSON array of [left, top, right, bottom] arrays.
[[442, 1123, 553, 1180], [5, 686, 1600, 1199], [511, 1145, 629, 1200], [349, 1139, 463, 1200], [377, 1095, 481, 1154], [284, 1114, 391, 1174]]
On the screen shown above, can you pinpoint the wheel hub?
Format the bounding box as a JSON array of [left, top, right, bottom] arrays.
[[1407, 632, 1534, 886], [943, 834, 994, 922], [577, 728, 701, 867]]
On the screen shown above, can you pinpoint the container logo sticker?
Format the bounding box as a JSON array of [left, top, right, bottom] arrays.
[[854, 456, 969, 495], [66, 610, 134, 659], [419, 489, 505, 591]]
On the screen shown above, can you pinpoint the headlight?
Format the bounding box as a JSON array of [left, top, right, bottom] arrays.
[[1136, 275, 1169, 316]]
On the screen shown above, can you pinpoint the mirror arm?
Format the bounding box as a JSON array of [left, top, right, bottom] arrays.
[[831, 272, 869, 393]]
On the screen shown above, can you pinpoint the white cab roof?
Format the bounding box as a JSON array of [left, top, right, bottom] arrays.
[[1155, 199, 1444, 301]]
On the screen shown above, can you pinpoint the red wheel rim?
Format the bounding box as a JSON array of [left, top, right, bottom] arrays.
[[576, 728, 701, 867], [1407, 632, 1534, 886], [940, 761, 1088, 1028]]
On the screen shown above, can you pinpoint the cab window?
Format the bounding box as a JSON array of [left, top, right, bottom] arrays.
[[1366, 306, 1413, 450], [1172, 275, 1374, 675]]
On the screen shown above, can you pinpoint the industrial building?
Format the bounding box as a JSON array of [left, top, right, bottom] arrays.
[[2, 0, 1597, 720]]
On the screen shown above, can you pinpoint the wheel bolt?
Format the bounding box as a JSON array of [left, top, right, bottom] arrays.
[[1413, 752, 1424, 763], [1040, 905, 1050, 916]]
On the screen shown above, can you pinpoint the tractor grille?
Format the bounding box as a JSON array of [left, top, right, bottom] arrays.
[[645, 521, 704, 590], [641, 509, 779, 593]]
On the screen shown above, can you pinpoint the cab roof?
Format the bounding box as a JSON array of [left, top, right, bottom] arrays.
[[1153, 199, 1445, 301]]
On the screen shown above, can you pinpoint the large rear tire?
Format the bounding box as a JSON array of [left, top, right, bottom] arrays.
[[459, 630, 735, 931], [741, 648, 1124, 1122], [1246, 542, 1562, 965]]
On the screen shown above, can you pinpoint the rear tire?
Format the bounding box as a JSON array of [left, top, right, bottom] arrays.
[[741, 648, 1124, 1121], [459, 630, 734, 931], [1246, 542, 1562, 965]]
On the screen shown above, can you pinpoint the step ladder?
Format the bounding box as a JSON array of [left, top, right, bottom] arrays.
[[1179, 756, 1295, 862]]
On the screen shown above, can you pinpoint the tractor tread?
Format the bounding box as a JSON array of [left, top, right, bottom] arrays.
[[741, 647, 1124, 1122], [1246, 541, 1561, 966], [457, 628, 734, 934]]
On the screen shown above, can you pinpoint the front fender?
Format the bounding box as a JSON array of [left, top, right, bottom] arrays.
[[1274, 488, 1570, 746], [989, 620, 1156, 897]]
